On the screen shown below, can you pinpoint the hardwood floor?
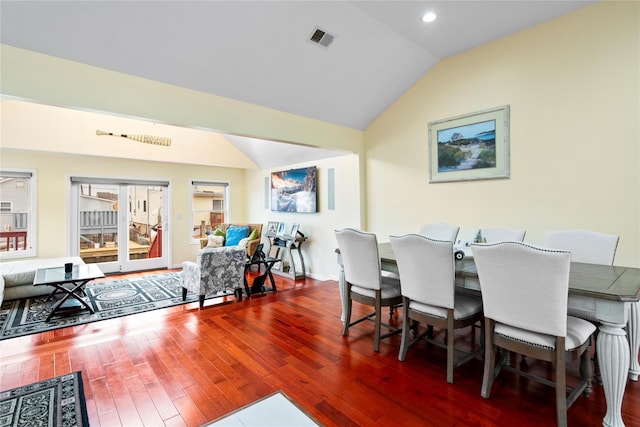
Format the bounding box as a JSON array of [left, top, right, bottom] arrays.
[[1, 269, 638, 426]]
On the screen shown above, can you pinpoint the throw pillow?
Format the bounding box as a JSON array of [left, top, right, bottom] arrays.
[[238, 237, 250, 248], [248, 229, 258, 241], [207, 235, 224, 248], [214, 228, 226, 237], [225, 225, 250, 246]]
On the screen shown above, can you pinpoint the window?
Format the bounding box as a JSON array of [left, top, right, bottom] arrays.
[[0, 170, 36, 258], [191, 181, 228, 241]]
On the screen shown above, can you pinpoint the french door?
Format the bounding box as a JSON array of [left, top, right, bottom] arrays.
[[70, 177, 169, 274]]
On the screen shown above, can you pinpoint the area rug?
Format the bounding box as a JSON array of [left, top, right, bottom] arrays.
[[0, 371, 89, 427], [0, 272, 200, 340], [203, 391, 320, 426]]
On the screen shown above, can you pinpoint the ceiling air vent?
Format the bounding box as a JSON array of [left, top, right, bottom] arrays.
[[308, 26, 335, 49]]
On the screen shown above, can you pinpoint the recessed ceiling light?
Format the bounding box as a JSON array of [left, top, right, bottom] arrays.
[[422, 12, 437, 23]]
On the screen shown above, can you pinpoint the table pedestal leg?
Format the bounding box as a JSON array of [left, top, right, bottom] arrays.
[[628, 302, 640, 381], [598, 322, 630, 427]]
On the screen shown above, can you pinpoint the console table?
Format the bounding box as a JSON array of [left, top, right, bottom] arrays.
[[266, 231, 307, 280]]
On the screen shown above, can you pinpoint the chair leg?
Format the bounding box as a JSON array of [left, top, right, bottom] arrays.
[[555, 337, 568, 427], [580, 337, 594, 395], [182, 287, 187, 301], [342, 295, 353, 336], [398, 299, 411, 361], [481, 318, 496, 399], [199, 295, 205, 309], [373, 293, 382, 352], [446, 311, 455, 384]]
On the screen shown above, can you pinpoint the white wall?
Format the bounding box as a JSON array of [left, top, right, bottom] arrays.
[[246, 154, 361, 280], [364, 1, 640, 267]]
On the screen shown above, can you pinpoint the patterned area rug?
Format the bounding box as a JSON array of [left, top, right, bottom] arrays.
[[0, 371, 89, 427], [0, 272, 196, 340]]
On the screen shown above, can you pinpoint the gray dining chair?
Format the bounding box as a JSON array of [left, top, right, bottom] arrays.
[[544, 228, 619, 322], [335, 228, 402, 352], [472, 241, 596, 427], [544, 229, 618, 266], [390, 234, 483, 383], [481, 228, 526, 243], [543, 228, 625, 380], [419, 223, 459, 242]]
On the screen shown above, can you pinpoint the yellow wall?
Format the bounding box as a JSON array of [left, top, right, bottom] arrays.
[[0, 45, 365, 270], [365, 1, 640, 267], [0, 45, 364, 155], [1, 1, 638, 271], [0, 149, 246, 265]]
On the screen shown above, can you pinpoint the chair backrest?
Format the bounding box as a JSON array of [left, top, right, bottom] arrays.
[[250, 243, 265, 262], [543, 229, 619, 265], [335, 228, 382, 290], [481, 228, 526, 243], [390, 234, 455, 309], [198, 246, 247, 290], [472, 242, 571, 337], [419, 223, 459, 242]]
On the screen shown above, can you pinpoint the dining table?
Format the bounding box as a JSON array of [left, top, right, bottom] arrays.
[[336, 242, 640, 427]]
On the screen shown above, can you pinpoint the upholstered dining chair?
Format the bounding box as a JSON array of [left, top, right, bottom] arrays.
[[419, 223, 460, 242], [181, 246, 246, 309], [543, 229, 625, 379], [544, 229, 618, 266], [390, 234, 483, 383], [481, 228, 526, 243], [544, 228, 619, 321], [335, 228, 402, 352], [472, 242, 596, 427]]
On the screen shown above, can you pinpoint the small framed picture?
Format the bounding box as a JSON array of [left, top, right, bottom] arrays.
[[267, 221, 279, 234], [289, 223, 299, 237], [276, 222, 286, 236]]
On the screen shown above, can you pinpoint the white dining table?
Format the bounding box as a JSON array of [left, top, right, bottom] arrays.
[[336, 243, 640, 427]]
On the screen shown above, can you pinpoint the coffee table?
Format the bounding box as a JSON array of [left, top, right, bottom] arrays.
[[33, 264, 105, 321]]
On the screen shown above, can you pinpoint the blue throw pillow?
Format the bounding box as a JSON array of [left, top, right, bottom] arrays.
[[225, 225, 250, 246]]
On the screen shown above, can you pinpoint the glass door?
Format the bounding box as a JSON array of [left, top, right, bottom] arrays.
[[122, 185, 167, 271], [70, 179, 169, 273]]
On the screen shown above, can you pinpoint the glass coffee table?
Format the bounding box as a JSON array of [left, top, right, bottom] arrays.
[[33, 264, 105, 321]]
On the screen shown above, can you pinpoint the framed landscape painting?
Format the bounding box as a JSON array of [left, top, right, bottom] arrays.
[[428, 105, 510, 183]]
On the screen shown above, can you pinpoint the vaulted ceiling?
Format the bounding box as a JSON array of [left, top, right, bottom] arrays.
[[0, 0, 597, 168]]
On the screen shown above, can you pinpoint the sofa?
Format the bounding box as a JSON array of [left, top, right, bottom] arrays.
[[200, 223, 263, 257], [0, 256, 85, 304]]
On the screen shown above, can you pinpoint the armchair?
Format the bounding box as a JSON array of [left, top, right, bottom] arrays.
[[181, 246, 246, 309]]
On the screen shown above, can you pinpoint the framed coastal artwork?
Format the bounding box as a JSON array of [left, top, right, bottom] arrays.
[[267, 221, 279, 234], [428, 105, 510, 183]]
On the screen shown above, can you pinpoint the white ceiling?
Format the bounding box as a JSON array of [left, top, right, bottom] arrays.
[[0, 0, 597, 168]]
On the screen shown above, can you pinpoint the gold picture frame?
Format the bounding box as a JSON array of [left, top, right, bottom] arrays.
[[428, 105, 510, 183]]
